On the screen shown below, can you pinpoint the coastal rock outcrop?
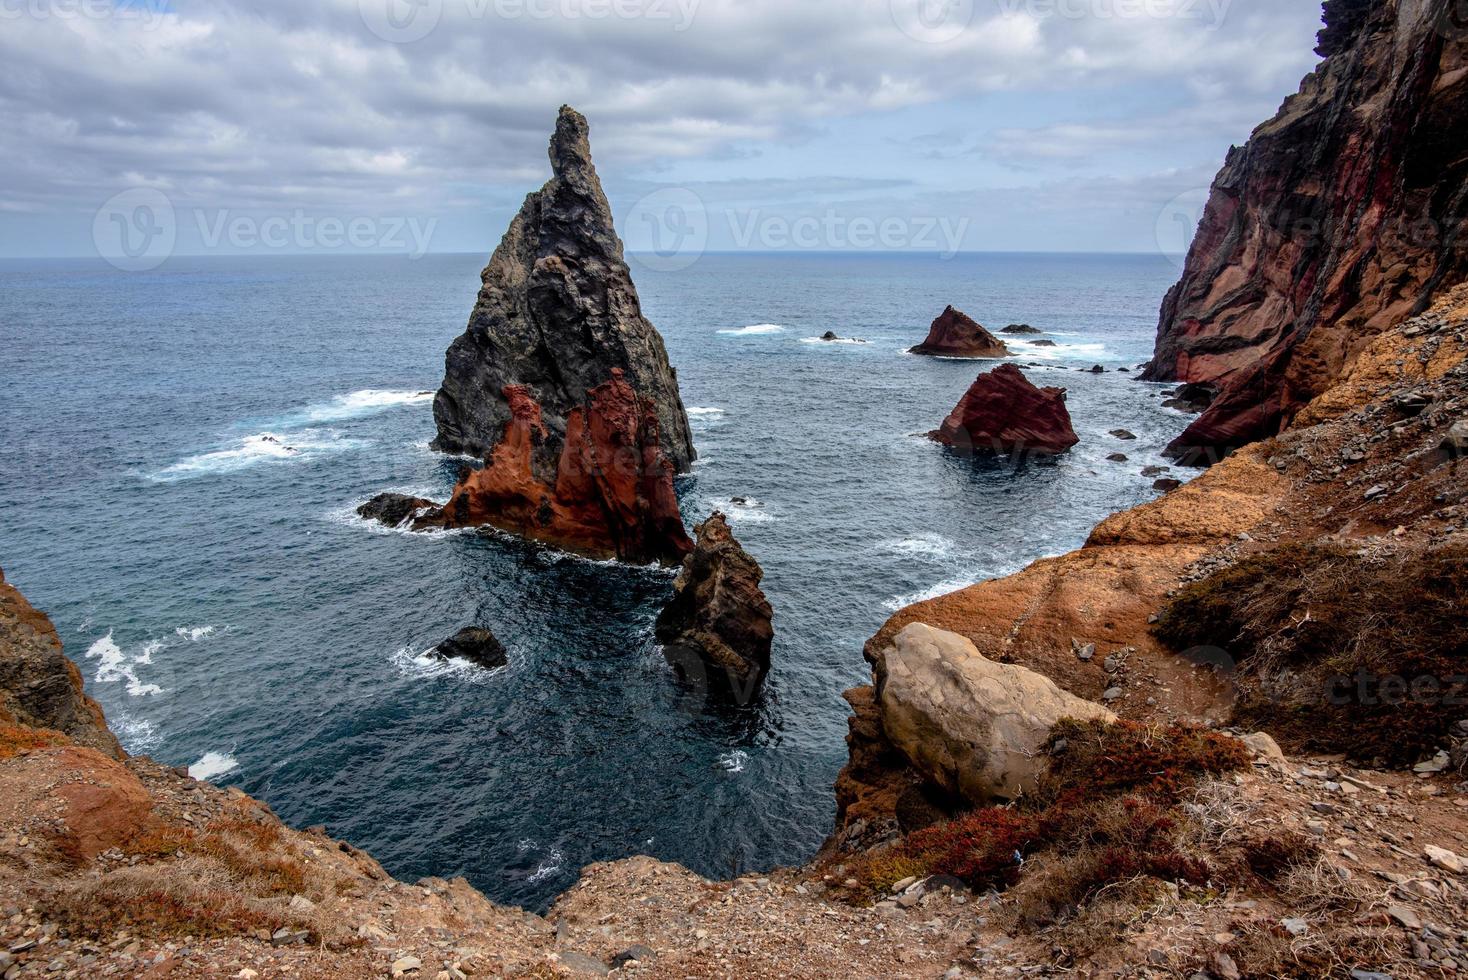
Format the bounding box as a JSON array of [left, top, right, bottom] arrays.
[[875, 624, 1116, 804], [909, 306, 1010, 359], [1143, 0, 1468, 461], [434, 628, 509, 670], [0, 567, 120, 758], [357, 493, 438, 528], [929, 363, 1079, 456], [655, 512, 773, 694], [421, 106, 696, 564], [440, 371, 693, 564]]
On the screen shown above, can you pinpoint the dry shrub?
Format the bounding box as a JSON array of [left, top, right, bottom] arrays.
[[1154, 542, 1468, 764], [0, 721, 66, 760]]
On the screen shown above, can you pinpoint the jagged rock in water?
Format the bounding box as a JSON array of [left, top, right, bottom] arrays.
[[873, 624, 1115, 804], [0, 567, 121, 758], [1143, 0, 1468, 462], [431, 105, 695, 474], [425, 106, 696, 563], [929, 364, 1079, 457], [434, 628, 509, 670], [1001, 324, 1042, 335], [655, 512, 774, 695], [909, 306, 1010, 359], [440, 372, 692, 565]]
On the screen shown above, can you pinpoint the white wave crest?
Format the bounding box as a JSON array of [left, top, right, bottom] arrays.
[[716, 750, 749, 774], [174, 625, 216, 642], [707, 497, 775, 524], [112, 715, 162, 753], [878, 533, 956, 560], [389, 645, 506, 683], [298, 389, 435, 424], [152, 430, 365, 482], [685, 406, 726, 417], [799, 336, 868, 345], [527, 847, 565, 883], [85, 632, 164, 697], [883, 574, 984, 612], [717, 323, 785, 336], [188, 751, 239, 781]]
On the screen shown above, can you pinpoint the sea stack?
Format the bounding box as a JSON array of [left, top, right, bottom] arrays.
[[425, 106, 696, 564], [656, 513, 774, 695], [930, 363, 1079, 456], [1143, 0, 1468, 461], [909, 306, 1010, 359]]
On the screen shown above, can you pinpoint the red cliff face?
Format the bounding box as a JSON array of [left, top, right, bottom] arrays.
[[930, 364, 1079, 457], [441, 370, 693, 566], [909, 306, 1011, 359], [1144, 0, 1468, 461]]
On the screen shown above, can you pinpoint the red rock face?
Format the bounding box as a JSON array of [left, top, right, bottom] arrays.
[[441, 370, 693, 565], [910, 306, 1011, 359], [930, 364, 1079, 457], [1144, 0, 1468, 461]]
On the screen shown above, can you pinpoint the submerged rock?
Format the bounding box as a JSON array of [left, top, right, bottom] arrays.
[[655, 512, 774, 695], [929, 363, 1079, 457], [909, 306, 1010, 359], [874, 624, 1115, 804], [425, 106, 695, 564], [434, 628, 509, 670], [357, 493, 439, 528], [1030, 339, 1057, 348]]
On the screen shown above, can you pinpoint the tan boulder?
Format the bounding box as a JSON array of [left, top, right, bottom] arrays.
[[876, 623, 1116, 804]]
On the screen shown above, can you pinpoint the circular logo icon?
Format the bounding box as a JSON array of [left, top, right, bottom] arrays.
[[624, 187, 709, 273], [93, 188, 176, 272], [1154, 188, 1212, 270], [890, 0, 975, 44], [1436, 0, 1468, 40], [358, 0, 443, 44]]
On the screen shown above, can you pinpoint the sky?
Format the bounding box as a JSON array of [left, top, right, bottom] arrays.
[[0, 0, 1330, 261]]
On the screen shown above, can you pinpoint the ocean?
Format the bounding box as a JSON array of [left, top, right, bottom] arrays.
[[0, 250, 1189, 910]]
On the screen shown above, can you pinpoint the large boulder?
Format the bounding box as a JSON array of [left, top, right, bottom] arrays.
[[929, 363, 1079, 456], [909, 306, 1010, 359], [357, 493, 440, 528], [874, 623, 1115, 804], [655, 513, 773, 695], [433, 628, 509, 671], [0, 568, 121, 758], [431, 106, 695, 475]]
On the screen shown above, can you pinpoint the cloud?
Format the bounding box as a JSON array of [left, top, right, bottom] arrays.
[[0, 0, 1326, 253]]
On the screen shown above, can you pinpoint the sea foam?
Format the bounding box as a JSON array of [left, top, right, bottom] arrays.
[[717, 324, 785, 336], [188, 751, 239, 781], [85, 632, 165, 697]]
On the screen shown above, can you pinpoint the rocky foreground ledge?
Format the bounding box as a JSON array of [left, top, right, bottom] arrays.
[[3, 294, 1467, 979]]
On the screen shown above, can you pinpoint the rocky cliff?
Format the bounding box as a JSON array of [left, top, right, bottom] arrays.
[[909, 306, 1010, 359], [431, 105, 696, 475], [929, 363, 1079, 456], [1144, 0, 1468, 461]]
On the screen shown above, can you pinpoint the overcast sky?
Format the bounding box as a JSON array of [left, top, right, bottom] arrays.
[[0, 0, 1328, 260]]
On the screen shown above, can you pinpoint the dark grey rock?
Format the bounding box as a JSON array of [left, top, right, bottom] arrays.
[[434, 628, 509, 671], [1001, 324, 1042, 335], [357, 493, 440, 528], [431, 106, 695, 480]]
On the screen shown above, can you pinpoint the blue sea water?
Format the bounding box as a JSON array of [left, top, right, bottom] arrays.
[[0, 250, 1189, 910]]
